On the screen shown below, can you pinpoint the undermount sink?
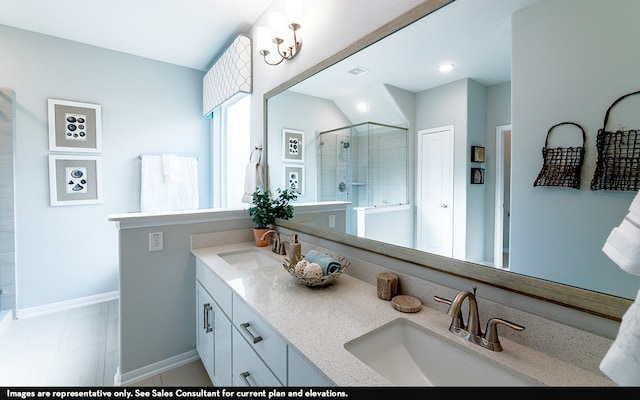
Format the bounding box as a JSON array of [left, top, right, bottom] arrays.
[[218, 249, 281, 271], [344, 318, 537, 386]]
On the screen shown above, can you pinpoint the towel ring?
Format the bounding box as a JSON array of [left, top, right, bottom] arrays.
[[250, 146, 262, 163]]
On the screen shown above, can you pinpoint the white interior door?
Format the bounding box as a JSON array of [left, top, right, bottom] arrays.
[[494, 125, 511, 269], [417, 126, 453, 257]]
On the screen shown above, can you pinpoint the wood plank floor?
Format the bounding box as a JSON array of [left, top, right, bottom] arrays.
[[0, 300, 212, 387]]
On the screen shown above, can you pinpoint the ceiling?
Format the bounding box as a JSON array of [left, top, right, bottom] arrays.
[[286, 0, 540, 126], [291, 0, 540, 100], [0, 0, 274, 71]]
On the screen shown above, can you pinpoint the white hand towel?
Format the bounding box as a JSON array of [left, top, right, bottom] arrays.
[[600, 288, 640, 386], [162, 154, 179, 183], [603, 218, 640, 277], [600, 190, 640, 385], [630, 192, 640, 216], [141, 155, 198, 212], [242, 162, 264, 204]]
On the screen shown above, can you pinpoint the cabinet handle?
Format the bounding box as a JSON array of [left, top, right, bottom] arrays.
[[203, 303, 213, 333], [240, 322, 263, 344], [240, 371, 252, 386]]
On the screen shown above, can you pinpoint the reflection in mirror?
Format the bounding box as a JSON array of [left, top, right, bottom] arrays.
[[265, 0, 640, 319], [318, 122, 409, 245]]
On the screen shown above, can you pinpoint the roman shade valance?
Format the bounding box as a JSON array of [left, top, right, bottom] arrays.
[[202, 34, 252, 117]]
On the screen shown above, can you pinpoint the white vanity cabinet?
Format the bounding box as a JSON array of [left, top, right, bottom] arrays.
[[194, 251, 335, 387], [196, 259, 232, 387]]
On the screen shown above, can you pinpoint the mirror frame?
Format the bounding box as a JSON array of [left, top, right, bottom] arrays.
[[263, 0, 631, 322]]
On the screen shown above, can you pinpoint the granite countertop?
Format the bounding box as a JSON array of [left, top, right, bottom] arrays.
[[192, 242, 614, 387]]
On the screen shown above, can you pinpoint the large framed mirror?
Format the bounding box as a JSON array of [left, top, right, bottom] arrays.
[[265, 0, 640, 321]]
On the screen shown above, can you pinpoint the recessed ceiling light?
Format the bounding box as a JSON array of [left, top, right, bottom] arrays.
[[438, 63, 455, 73], [356, 102, 368, 112]]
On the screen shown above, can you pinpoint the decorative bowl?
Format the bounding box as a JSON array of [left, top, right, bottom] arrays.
[[283, 253, 350, 287]]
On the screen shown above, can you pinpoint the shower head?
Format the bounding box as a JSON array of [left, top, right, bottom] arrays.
[[341, 141, 350, 149]]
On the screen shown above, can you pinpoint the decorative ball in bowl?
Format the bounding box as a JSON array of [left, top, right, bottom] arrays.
[[283, 252, 350, 288]]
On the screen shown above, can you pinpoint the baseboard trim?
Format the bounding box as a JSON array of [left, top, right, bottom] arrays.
[[114, 350, 200, 386], [16, 291, 119, 319]]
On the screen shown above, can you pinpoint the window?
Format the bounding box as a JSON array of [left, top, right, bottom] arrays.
[[211, 94, 251, 208]]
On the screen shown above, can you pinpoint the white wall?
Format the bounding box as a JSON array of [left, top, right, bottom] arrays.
[[483, 81, 511, 262], [465, 79, 487, 263], [0, 25, 210, 311], [510, 0, 640, 298], [415, 79, 470, 259]]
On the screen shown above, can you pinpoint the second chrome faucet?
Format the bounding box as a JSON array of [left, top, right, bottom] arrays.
[[434, 287, 525, 352], [260, 229, 288, 255]]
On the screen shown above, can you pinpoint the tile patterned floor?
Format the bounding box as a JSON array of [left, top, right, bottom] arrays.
[[0, 300, 211, 387]]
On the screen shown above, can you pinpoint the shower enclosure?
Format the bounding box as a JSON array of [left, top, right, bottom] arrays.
[[318, 122, 410, 243]]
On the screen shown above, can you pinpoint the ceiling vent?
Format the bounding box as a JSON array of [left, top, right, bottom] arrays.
[[347, 66, 370, 76]]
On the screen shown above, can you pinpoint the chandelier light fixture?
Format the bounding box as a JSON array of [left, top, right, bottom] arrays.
[[256, 0, 303, 66]]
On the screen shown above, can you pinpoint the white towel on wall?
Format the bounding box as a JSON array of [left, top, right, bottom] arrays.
[[141, 155, 199, 212], [241, 162, 264, 204], [600, 288, 640, 386], [602, 218, 640, 277], [600, 190, 640, 386], [162, 154, 179, 183]]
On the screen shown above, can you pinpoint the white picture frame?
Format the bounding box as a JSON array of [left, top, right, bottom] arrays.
[[282, 128, 305, 162], [48, 98, 102, 153], [49, 155, 103, 206], [284, 165, 304, 196]]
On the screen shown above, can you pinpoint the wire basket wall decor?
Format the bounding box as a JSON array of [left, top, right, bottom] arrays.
[[591, 90, 640, 191], [533, 122, 586, 189]]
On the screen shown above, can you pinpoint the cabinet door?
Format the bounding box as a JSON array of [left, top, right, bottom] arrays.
[[196, 281, 214, 378], [197, 280, 232, 387], [212, 297, 232, 387], [288, 347, 335, 386]]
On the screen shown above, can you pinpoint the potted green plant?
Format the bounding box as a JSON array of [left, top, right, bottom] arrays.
[[248, 188, 298, 246]]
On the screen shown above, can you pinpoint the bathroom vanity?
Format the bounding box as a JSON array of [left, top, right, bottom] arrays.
[[191, 239, 615, 387]]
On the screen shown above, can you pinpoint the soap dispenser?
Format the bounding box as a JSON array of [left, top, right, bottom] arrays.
[[291, 234, 301, 259]]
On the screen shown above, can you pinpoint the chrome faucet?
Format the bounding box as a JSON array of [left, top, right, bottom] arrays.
[[434, 287, 525, 352], [260, 229, 286, 255]]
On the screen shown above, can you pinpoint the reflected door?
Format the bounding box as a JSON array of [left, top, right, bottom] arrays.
[[417, 126, 453, 257], [494, 125, 511, 269]]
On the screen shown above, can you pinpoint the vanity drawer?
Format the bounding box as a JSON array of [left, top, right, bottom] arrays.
[[232, 293, 287, 383], [232, 327, 283, 387], [196, 258, 232, 317]]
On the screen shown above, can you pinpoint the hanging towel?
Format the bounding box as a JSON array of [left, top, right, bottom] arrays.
[[600, 288, 640, 386], [141, 155, 199, 212], [603, 218, 640, 276], [162, 154, 179, 183], [600, 191, 640, 386], [242, 148, 264, 204], [603, 191, 640, 276], [241, 162, 264, 204]]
